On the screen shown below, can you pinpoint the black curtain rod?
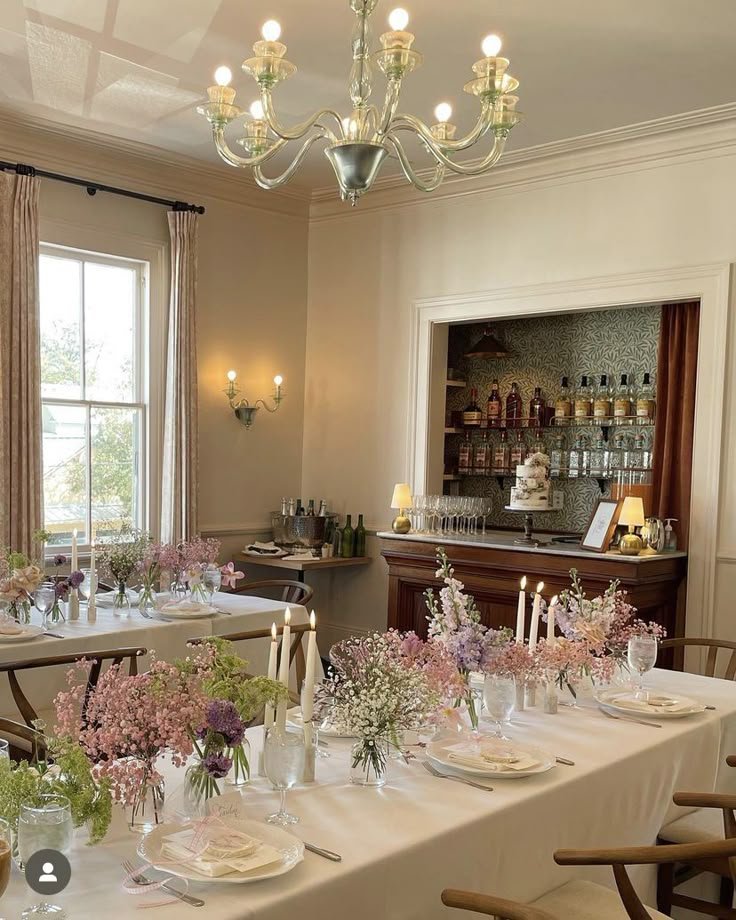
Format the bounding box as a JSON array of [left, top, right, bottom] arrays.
[[0, 160, 205, 214]]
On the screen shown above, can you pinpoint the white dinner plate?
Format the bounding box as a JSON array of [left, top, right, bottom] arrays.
[[287, 708, 356, 739], [138, 819, 304, 884], [0, 624, 44, 642], [154, 606, 218, 620], [426, 737, 555, 778], [596, 688, 705, 719], [243, 549, 288, 558]]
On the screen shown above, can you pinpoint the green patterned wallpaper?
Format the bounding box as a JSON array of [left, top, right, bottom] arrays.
[[445, 305, 661, 534]]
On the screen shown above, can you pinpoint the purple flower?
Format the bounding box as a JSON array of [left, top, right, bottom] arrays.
[[53, 554, 67, 567], [69, 570, 84, 589], [202, 753, 232, 778], [206, 699, 245, 746], [55, 580, 70, 601]]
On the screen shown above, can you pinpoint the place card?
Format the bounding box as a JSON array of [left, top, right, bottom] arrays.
[[206, 791, 246, 820]]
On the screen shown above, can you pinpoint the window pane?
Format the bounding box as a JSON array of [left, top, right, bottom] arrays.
[[42, 403, 87, 545], [84, 261, 137, 402], [39, 254, 83, 399], [91, 406, 141, 531]]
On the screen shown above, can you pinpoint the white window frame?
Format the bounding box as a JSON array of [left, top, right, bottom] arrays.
[[39, 242, 152, 552]]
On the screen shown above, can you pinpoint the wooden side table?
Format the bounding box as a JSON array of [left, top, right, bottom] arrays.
[[238, 553, 371, 584]]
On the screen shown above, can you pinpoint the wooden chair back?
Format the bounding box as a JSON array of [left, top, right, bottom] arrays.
[[659, 638, 736, 680], [229, 579, 314, 609], [555, 833, 736, 920], [0, 647, 147, 759], [442, 889, 556, 919]]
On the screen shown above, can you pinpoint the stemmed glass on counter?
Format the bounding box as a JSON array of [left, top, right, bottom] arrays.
[[627, 637, 658, 702], [410, 495, 490, 536], [18, 794, 72, 918], [263, 727, 305, 826], [483, 675, 516, 739]]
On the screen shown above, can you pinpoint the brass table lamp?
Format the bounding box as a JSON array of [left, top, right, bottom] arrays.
[[619, 496, 645, 555], [390, 483, 412, 534]]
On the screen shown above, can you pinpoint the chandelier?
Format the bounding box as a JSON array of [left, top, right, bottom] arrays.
[[196, 2, 522, 205]]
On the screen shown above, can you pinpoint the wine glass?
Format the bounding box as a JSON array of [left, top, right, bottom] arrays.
[[33, 584, 55, 629], [19, 794, 72, 918], [202, 565, 222, 605], [0, 818, 10, 899], [483, 675, 516, 739], [627, 636, 658, 702], [263, 727, 305, 825]]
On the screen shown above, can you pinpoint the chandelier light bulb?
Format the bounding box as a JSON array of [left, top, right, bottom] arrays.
[[227, 370, 237, 382], [261, 19, 282, 42], [250, 100, 265, 119], [273, 374, 283, 386], [214, 65, 232, 87], [481, 33, 502, 58], [434, 102, 452, 124], [388, 7, 410, 31]]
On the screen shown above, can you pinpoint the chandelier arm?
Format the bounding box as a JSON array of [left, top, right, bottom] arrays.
[[388, 125, 506, 175], [253, 398, 280, 414], [375, 79, 403, 137], [384, 136, 446, 193], [260, 91, 342, 142], [213, 127, 288, 168], [252, 132, 330, 189], [389, 104, 494, 152]]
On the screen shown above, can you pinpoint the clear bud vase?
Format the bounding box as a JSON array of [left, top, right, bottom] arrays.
[[524, 681, 537, 708], [544, 682, 559, 714], [515, 679, 526, 712], [113, 581, 131, 615], [127, 764, 165, 834], [350, 739, 388, 787]]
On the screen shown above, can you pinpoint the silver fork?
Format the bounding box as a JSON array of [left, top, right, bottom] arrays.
[[122, 859, 205, 907], [601, 708, 662, 729], [422, 760, 493, 791], [138, 607, 152, 619]]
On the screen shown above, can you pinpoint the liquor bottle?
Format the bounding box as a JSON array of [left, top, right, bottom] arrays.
[[287, 497, 296, 516], [341, 515, 355, 558], [609, 432, 625, 474], [458, 432, 473, 474], [628, 435, 644, 484], [593, 374, 612, 423], [580, 434, 591, 475], [568, 434, 582, 479], [574, 376, 592, 420], [549, 434, 566, 479], [589, 429, 607, 477], [317, 499, 328, 517], [354, 514, 367, 557], [531, 428, 546, 455], [510, 430, 526, 467], [280, 497, 288, 516], [637, 431, 652, 472], [613, 374, 633, 424], [554, 377, 572, 426], [474, 431, 491, 474], [295, 498, 304, 516], [505, 382, 523, 428], [529, 386, 546, 427], [306, 499, 316, 516], [636, 373, 656, 424], [486, 380, 503, 428], [332, 520, 343, 557], [463, 388, 482, 428], [493, 430, 510, 472]]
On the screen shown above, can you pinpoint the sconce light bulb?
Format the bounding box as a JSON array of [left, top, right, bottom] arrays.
[[214, 65, 232, 87], [250, 99, 265, 120], [434, 102, 453, 124], [481, 33, 502, 58], [227, 370, 237, 382], [273, 375, 283, 387], [261, 19, 282, 42], [388, 7, 410, 31]]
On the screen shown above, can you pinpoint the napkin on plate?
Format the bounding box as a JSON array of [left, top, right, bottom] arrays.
[[614, 694, 695, 714], [445, 744, 540, 773], [0, 620, 26, 636], [161, 828, 281, 877], [245, 541, 285, 556], [160, 599, 217, 615]]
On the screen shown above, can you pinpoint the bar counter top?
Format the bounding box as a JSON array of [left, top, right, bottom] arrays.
[[377, 530, 687, 564]]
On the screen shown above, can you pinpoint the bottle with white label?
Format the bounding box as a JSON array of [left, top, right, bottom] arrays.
[[493, 431, 510, 472], [510, 430, 526, 467], [549, 434, 566, 479], [474, 431, 491, 473], [458, 432, 473, 474], [636, 373, 656, 424], [568, 435, 582, 479], [574, 376, 593, 421], [554, 376, 572, 426], [613, 374, 633, 424], [593, 374, 612, 424]]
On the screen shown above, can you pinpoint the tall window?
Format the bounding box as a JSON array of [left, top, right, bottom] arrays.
[[39, 244, 148, 548]]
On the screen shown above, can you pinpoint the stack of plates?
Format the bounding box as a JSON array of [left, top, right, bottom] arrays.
[[595, 688, 705, 719]]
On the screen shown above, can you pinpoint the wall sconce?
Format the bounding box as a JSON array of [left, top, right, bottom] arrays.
[[225, 370, 284, 429]]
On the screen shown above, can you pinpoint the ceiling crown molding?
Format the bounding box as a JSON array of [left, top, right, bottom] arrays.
[[310, 102, 736, 221], [0, 108, 311, 219]]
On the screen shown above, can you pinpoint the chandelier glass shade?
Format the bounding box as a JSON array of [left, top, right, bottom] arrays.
[[196, 1, 522, 205]]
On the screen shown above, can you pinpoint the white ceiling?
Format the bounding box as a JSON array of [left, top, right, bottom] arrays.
[[2, 0, 736, 190]]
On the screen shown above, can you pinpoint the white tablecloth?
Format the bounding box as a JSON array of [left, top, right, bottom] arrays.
[[1, 669, 735, 919], [0, 593, 311, 723]]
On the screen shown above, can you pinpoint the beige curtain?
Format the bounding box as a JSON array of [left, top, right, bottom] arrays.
[[160, 209, 199, 543], [0, 171, 42, 557]]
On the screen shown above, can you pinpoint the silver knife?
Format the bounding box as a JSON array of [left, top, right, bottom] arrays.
[[304, 842, 342, 862], [555, 756, 575, 766], [44, 632, 65, 639], [601, 708, 662, 728]]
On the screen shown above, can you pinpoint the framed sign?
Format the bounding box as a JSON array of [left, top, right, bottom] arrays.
[[580, 498, 621, 553]]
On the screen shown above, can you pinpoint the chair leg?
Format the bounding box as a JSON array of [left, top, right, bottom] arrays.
[[720, 876, 734, 908], [657, 859, 675, 914]]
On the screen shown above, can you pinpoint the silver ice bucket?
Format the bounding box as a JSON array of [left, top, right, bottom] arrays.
[[271, 513, 337, 550]]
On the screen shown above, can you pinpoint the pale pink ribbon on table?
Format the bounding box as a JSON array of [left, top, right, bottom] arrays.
[[122, 815, 229, 909]]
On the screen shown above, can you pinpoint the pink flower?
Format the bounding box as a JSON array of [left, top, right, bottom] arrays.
[[219, 562, 244, 589]]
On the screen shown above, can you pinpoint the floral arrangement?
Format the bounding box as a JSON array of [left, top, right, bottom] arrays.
[[0, 547, 44, 621], [95, 523, 151, 587], [483, 638, 537, 682], [323, 630, 461, 779], [535, 636, 614, 694], [0, 734, 112, 845]]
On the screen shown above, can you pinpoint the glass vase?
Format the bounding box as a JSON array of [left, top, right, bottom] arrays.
[[138, 577, 156, 615], [183, 763, 221, 819], [10, 601, 31, 625], [113, 581, 131, 614], [225, 740, 251, 788], [47, 600, 66, 625], [127, 769, 165, 834], [350, 739, 388, 787]]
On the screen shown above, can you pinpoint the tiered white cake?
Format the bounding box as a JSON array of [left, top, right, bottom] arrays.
[[509, 452, 551, 511]]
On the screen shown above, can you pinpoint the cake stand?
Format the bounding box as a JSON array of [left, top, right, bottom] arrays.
[[504, 507, 556, 547]]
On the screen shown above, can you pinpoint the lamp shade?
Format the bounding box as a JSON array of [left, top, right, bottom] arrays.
[[619, 496, 645, 528], [391, 483, 412, 509]]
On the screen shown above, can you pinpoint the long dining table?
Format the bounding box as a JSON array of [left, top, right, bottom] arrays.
[[0, 592, 312, 724], [1, 668, 735, 919]]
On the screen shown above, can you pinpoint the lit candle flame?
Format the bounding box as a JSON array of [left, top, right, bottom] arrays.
[[271, 622, 277, 640], [550, 595, 558, 607], [284, 607, 291, 625], [310, 610, 316, 629], [536, 581, 544, 593], [520, 575, 527, 590]]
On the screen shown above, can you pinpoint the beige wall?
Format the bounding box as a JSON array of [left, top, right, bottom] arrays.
[[1, 118, 310, 560], [304, 135, 736, 649]]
